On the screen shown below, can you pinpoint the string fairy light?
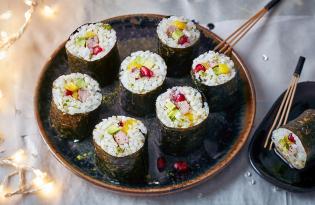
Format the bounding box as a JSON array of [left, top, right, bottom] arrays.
[[0, 0, 57, 60], [0, 149, 55, 198]]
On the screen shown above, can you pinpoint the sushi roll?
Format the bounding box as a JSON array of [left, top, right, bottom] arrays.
[[272, 109, 315, 170], [119, 50, 167, 116], [50, 73, 102, 140], [65, 22, 120, 86], [157, 16, 200, 77], [156, 86, 209, 155], [93, 116, 148, 182], [191, 51, 239, 111]]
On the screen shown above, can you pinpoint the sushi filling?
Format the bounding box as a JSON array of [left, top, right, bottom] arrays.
[[192, 51, 236, 86], [65, 23, 116, 61], [119, 51, 167, 94], [52, 73, 102, 115], [93, 116, 147, 157], [272, 128, 307, 169], [157, 16, 200, 48], [156, 86, 209, 128]]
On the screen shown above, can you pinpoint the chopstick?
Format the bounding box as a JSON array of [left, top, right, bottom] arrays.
[[263, 56, 306, 150], [213, 0, 281, 55]]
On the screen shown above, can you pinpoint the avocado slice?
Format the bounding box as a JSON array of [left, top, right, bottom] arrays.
[[167, 109, 180, 121], [142, 58, 155, 69], [213, 64, 230, 75], [107, 125, 121, 135], [76, 78, 86, 88], [171, 29, 184, 41], [75, 37, 86, 47], [165, 101, 176, 111]]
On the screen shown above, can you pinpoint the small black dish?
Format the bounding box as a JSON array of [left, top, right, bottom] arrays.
[[249, 81, 315, 192]]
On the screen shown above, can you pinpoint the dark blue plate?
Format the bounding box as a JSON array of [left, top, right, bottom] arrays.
[[35, 14, 255, 195], [249, 81, 315, 192]]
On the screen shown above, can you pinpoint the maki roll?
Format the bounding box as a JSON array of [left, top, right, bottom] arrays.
[[156, 86, 209, 155], [157, 16, 200, 77], [119, 50, 167, 116], [93, 116, 148, 182], [50, 73, 102, 140], [191, 51, 239, 111], [65, 22, 120, 86], [272, 109, 315, 170]]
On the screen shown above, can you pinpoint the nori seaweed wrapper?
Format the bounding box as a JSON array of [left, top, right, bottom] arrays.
[[50, 101, 98, 140], [66, 24, 121, 87], [158, 37, 200, 77], [160, 119, 207, 156], [93, 137, 148, 183], [120, 83, 164, 117], [280, 109, 315, 167], [191, 70, 240, 111]]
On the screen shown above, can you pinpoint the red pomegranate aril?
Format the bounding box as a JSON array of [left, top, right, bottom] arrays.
[[175, 93, 186, 102], [118, 121, 124, 127], [65, 90, 73, 96], [194, 64, 206, 73], [157, 156, 166, 172], [140, 66, 154, 78], [178, 35, 189, 45], [174, 161, 189, 173], [92, 46, 103, 55], [288, 133, 296, 144]]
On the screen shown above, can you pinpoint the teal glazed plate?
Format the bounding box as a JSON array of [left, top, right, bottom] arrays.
[[34, 14, 256, 195], [249, 82, 315, 192]]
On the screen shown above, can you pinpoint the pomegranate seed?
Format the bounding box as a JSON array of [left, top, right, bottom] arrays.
[[65, 90, 73, 96], [288, 133, 296, 144], [92, 46, 103, 55], [194, 64, 206, 73], [174, 161, 189, 173], [178, 35, 189, 45], [157, 156, 166, 172], [118, 121, 124, 127], [174, 93, 186, 102], [140, 66, 154, 78]]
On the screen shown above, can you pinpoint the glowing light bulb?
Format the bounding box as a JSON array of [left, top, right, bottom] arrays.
[[0, 51, 6, 60], [24, 0, 34, 6], [11, 149, 26, 164], [41, 182, 54, 195], [0, 11, 12, 20], [24, 10, 32, 20], [42, 5, 55, 17]]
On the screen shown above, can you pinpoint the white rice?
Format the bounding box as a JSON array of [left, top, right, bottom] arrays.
[[52, 73, 102, 115], [192, 51, 236, 86], [119, 50, 167, 94], [156, 86, 209, 128], [93, 116, 147, 157], [157, 16, 200, 48], [272, 128, 306, 169], [65, 23, 116, 61]]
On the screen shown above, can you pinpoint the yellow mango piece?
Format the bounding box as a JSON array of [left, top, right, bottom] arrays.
[[72, 91, 79, 100], [121, 119, 136, 133], [127, 61, 142, 71], [65, 82, 79, 92], [218, 64, 230, 74], [84, 31, 96, 39], [185, 112, 194, 122], [172, 20, 186, 30]]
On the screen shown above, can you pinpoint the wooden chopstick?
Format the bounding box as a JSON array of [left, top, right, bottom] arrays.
[[214, 0, 281, 55], [264, 56, 306, 150]]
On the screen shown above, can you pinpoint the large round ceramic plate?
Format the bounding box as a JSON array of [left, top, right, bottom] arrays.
[[34, 14, 256, 195]]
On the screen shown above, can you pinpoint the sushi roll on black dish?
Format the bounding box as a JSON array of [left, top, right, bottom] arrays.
[[65, 22, 120, 86], [119, 50, 167, 116], [93, 116, 148, 182], [50, 73, 102, 140], [191, 51, 239, 111], [272, 109, 315, 170], [157, 16, 200, 77], [156, 86, 209, 155]]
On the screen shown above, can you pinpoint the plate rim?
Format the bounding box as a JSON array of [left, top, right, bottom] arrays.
[[34, 13, 256, 196], [248, 81, 315, 193]]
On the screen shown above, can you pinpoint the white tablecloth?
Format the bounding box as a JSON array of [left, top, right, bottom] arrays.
[[1, 0, 315, 204]]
